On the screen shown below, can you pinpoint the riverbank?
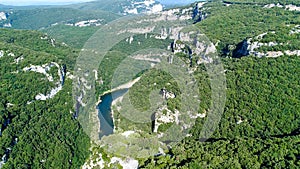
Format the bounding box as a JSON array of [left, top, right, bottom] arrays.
[[97, 77, 141, 105], [96, 77, 141, 138]]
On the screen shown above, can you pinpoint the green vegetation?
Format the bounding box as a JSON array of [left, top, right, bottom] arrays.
[[138, 54, 300, 168], [104, 1, 300, 167], [0, 6, 120, 48], [224, 0, 300, 6], [199, 56, 299, 138], [129, 69, 180, 112], [43, 25, 99, 49], [96, 34, 172, 96], [1, 0, 300, 168], [0, 29, 78, 68], [198, 1, 300, 54], [158, 123, 174, 133], [69, 0, 131, 13], [101, 132, 164, 159], [0, 28, 90, 168], [111, 68, 181, 134], [140, 135, 300, 168], [5, 8, 119, 30]]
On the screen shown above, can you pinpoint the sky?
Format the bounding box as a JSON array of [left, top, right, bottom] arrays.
[[1, 0, 202, 6], [0, 0, 94, 6]]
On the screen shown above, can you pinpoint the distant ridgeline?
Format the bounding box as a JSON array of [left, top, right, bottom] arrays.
[[0, 0, 206, 49], [0, 7, 120, 49], [0, 0, 165, 28], [223, 0, 300, 6]]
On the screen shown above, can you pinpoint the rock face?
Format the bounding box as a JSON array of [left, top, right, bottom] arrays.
[[264, 3, 300, 12], [171, 40, 186, 54], [221, 45, 231, 56], [0, 12, 12, 28], [192, 2, 207, 23], [72, 19, 104, 27], [152, 106, 179, 133], [122, 0, 163, 15], [170, 39, 194, 66], [0, 50, 4, 58], [160, 88, 176, 100], [61, 64, 67, 85], [232, 39, 249, 58], [0, 148, 11, 168], [242, 31, 300, 58], [0, 12, 7, 20], [23, 62, 65, 101]]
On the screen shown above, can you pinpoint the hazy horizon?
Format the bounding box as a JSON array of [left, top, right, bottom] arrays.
[[1, 0, 94, 6], [1, 0, 203, 6]]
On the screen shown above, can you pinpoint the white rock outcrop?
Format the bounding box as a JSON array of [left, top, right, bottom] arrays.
[[121, 131, 135, 138], [286, 5, 300, 11], [23, 62, 64, 101], [14, 56, 24, 64], [110, 157, 138, 169], [0, 12, 6, 20], [122, 0, 163, 15], [263, 4, 300, 11], [82, 153, 105, 169], [74, 19, 103, 27], [3, 23, 11, 28], [263, 3, 283, 9], [285, 50, 300, 56], [290, 25, 300, 34], [0, 50, 4, 58], [153, 106, 178, 133]]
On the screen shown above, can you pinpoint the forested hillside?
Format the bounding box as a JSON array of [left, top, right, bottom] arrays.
[[198, 1, 300, 57], [137, 0, 300, 167], [137, 54, 300, 168], [85, 0, 300, 168], [223, 0, 300, 5], [7, 8, 118, 30], [0, 0, 165, 49], [0, 0, 299, 168], [0, 5, 120, 49], [0, 29, 90, 168]]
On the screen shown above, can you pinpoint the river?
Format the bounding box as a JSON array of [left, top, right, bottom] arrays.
[[98, 88, 128, 138]]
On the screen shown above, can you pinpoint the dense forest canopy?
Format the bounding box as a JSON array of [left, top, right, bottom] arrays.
[[0, 0, 299, 168], [0, 29, 90, 168]]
